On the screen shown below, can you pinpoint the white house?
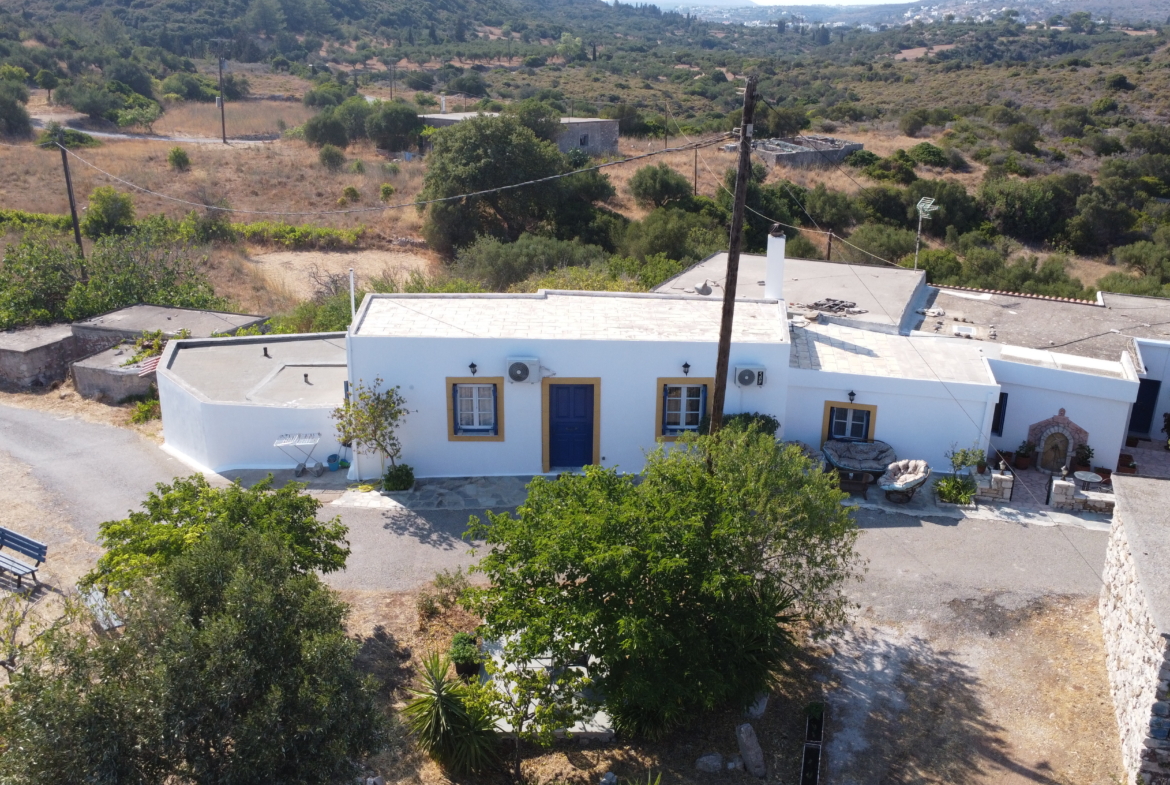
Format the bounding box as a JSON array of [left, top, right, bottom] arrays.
[[158, 231, 1145, 480]]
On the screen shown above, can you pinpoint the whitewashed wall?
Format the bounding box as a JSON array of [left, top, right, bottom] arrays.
[[988, 357, 1138, 472], [785, 367, 998, 473], [1133, 339, 1170, 438], [158, 365, 343, 475], [347, 334, 791, 479]]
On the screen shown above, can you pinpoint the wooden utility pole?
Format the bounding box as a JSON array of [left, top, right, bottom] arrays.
[[218, 53, 227, 143], [693, 146, 698, 195], [826, 231, 833, 261], [708, 75, 757, 436], [390, 64, 395, 100], [56, 132, 84, 259]]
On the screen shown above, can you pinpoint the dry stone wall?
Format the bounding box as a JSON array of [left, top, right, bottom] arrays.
[[1100, 481, 1170, 784]]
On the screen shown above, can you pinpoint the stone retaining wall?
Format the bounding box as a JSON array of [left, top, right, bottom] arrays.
[[1100, 477, 1170, 784]]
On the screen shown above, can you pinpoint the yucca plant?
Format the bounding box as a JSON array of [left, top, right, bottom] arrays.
[[402, 652, 499, 775]]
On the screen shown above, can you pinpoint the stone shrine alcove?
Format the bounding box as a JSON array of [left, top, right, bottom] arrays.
[[1027, 409, 1089, 475]]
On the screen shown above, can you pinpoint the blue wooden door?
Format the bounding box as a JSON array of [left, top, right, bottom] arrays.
[[549, 384, 594, 469]]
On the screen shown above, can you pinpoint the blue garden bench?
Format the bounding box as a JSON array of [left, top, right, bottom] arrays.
[[0, 527, 47, 588]]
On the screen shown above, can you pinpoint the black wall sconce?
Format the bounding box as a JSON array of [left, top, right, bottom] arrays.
[[848, 390, 856, 403], [469, 362, 478, 376], [682, 362, 691, 376]]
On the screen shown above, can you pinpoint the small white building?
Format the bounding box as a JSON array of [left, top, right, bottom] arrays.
[[158, 232, 1147, 480]]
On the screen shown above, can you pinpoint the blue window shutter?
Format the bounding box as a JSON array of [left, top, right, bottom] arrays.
[[662, 384, 669, 435], [700, 385, 708, 426], [452, 384, 460, 436], [991, 392, 1008, 436]]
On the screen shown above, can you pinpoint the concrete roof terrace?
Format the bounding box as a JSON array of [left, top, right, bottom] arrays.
[[923, 289, 1170, 364], [162, 333, 347, 405], [790, 319, 993, 384], [353, 290, 789, 344], [73, 304, 266, 339], [655, 253, 927, 332]]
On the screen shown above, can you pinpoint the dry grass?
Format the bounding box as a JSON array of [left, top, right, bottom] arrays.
[[243, 248, 437, 300], [0, 138, 427, 236], [0, 376, 162, 440], [152, 100, 315, 138]]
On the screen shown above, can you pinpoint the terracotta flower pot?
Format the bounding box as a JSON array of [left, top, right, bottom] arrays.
[[1014, 455, 1032, 470]]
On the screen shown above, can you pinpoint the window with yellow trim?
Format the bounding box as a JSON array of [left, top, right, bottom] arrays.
[[662, 383, 707, 436], [827, 406, 871, 441], [453, 383, 498, 436]]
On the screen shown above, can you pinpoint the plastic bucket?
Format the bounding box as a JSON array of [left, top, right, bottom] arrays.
[[327, 454, 340, 471]]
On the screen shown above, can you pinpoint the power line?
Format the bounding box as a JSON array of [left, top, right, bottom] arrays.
[[27, 134, 732, 218]]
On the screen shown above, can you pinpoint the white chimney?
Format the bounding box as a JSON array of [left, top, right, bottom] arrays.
[[764, 224, 786, 301], [440, 95, 447, 114]]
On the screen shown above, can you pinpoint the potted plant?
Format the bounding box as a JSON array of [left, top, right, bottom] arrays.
[[449, 632, 482, 678], [1073, 444, 1094, 473], [976, 456, 988, 474], [1014, 441, 1035, 470], [1117, 455, 1138, 475]]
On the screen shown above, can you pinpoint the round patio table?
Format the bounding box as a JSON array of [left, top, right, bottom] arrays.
[[1073, 470, 1103, 490]]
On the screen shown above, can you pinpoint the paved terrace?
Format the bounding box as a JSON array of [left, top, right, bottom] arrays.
[[789, 320, 993, 383], [353, 290, 788, 343], [655, 253, 927, 330]]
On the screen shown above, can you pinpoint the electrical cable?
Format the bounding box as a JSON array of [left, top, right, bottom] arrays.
[[20, 134, 733, 218]]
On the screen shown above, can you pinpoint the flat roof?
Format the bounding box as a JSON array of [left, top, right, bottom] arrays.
[[790, 320, 993, 384], [982, 344, 1131, 380], [164, 333, 347, 405], [923, 289, 1170, 363], [73, 304, 266, 339], [655, 253, 926, 330], [0, 324, 74, 352], [353, 290, 788, 344]]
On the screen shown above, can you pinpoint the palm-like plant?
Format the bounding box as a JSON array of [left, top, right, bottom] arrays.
[[402, 652, 499, 775]]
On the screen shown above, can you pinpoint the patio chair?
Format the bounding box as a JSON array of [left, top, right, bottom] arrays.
[[821, 440, 897, 475], [878, 459, 932, 503]]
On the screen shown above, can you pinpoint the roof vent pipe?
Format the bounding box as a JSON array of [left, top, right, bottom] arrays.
[[263, 347, 270, 358], [765, 225, 786, 302]]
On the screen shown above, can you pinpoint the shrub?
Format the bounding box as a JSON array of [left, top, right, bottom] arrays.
[[840, 223, 917, 265], [342, 185, 361, 202], [80, 186, 135, 239], [167, 146, 190, 171], [455, 233, 609, 291], [380, 183, 395, 201], [908, 142, 948, 168], [402, 653, 499, 775], [698, 411, 781, 436], [628, 163, 693, 208], [304, 113, 349, 148], [382, 162, 401, 176], [935, 475, 977, 504], [382, 462, 415, 491], [36, 123, 96, 148], [845, 149, 880, 168], [1086, 132, 1125, 157], [318, 144, 345, 171], [899, 109, 928, 137], [1003, 123, 1041, 154], [0, 81, 31, 136], [130, 397, 161, 423], [349, 159, 365, 174], [1105, 73, 1134, 91], [449, 633, 481, 667]]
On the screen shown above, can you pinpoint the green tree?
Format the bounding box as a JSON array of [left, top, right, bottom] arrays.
[[245, 0, 286, 35], [366, 101, 422, 150], [80, 186, 135, 239], [0, 81, 31, 136], [332, 95, 374, 141], [34, 69, 58, 102], [420, 115, 569, 256], [85, 474, 350, 592], [758, 106, 810, 138], [1003, 122, 1041, 154], [333, 377, 410, 473], [0, 523, 385, 783], [318, 142, 345, 170], [621, 206, 724, 263], [502, 98, 561, 143], [466, 428, 860, 738], [628, 162, 693, 208], [304, 112, 349, 147], [0, 65, 28, 83], [804, 183, 862, 233]]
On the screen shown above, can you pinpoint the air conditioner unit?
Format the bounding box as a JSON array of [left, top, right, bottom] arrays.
[[735, 366, 766, 388], [506, 357, 540, 384]]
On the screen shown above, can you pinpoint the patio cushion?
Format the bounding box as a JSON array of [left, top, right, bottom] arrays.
[[878, 459, 931, 491], [822, 440, 897, 473]]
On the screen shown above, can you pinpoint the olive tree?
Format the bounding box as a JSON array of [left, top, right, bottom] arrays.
[[465, 426, 861, 738]]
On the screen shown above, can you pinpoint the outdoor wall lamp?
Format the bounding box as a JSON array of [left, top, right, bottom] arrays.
[[469, 362, 477, 376], [682, 362, 691, 376], [848, 390, 856, 403]]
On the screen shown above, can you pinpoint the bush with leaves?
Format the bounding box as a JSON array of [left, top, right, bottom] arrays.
[[84, 474, 350, 592], [318, 143, 345, 171], [839, 223, 917, 265], [366, 100, 423, 150], [81, 186, 135, 239], [502, 98, 561, 142], [907, 142, 949, 168], [466, 428, 860, 738], [0, 81, 31, 136], [383, 462, 415, 491], [620, 206, 724, 265], [1, 522, 384, 782], [333, 377, 410, 475], [454, 233, 609, 291], [628, 162, 694, 209], [167, 146, 190, 171]]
